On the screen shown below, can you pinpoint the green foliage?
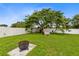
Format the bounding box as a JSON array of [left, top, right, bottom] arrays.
[[11, 21, 26, 28], [24, 8, 69, 33], [72, 14, 79, 28], [0, 24, 8, 27]]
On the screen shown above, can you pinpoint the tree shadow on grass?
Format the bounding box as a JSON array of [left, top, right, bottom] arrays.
[[51, 33, 71, 35]]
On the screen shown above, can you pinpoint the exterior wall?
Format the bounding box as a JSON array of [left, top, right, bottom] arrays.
[[0, 27, 27, 37]]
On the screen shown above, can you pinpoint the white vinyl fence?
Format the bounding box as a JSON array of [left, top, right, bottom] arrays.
[[0, 27, 79, 38], [43, 28, 79, 35], [57, 29, 79, 34], [0, 27, 27, 38]]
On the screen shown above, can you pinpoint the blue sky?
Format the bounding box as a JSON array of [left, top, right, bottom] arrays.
[[0, 3, 79, 26]]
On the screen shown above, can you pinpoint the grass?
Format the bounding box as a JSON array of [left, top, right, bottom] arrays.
[[0, 33, 79, 56]]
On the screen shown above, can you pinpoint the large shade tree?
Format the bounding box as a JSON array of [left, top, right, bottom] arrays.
[[24, 8, 69, 33]]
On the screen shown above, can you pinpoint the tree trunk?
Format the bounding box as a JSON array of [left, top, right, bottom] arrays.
[[39, 28, 44, 34]]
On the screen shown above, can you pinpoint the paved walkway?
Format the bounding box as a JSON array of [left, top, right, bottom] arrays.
[[8, 43, 36, 56]]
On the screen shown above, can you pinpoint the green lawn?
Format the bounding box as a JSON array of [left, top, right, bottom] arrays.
[[0, 33, 79, 56]]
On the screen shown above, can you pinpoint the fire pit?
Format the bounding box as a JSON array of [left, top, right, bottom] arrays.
[[18, 40, 29, 52]]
